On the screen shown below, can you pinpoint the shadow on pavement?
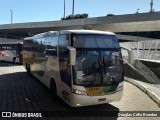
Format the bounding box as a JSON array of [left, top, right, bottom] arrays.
[[0, 61, 22, 67]]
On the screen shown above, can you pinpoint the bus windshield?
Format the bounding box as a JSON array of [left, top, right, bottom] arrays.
[[72, 34, 120, 49], [72, 34, 123, 87]]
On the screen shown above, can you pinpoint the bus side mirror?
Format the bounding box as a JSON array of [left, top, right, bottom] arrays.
[[67, 46, 76, 66]]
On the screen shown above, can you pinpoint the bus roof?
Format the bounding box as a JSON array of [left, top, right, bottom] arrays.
[[59, 30, 115, 35], [24, 30, 116, 40]]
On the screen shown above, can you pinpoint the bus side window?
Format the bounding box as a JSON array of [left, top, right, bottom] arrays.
[[41, 36, 58, 56], [23, 39, 34, 51], [49, 36, 58, 56], [59, 35, 71, 87]]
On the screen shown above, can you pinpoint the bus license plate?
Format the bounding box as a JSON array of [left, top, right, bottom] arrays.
[[98, 98, 106, 102]]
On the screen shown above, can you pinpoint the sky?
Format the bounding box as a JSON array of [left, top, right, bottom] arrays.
[[0, 0, 160, 25]]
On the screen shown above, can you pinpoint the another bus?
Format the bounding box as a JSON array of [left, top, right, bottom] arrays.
[[0, 42, 23, 63], [23, 30, 124, 107]]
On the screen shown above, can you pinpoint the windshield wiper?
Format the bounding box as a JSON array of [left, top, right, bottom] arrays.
[[102, 56, 107, 74]]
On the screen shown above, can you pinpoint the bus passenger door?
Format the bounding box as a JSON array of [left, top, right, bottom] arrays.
[[59, 35, 72, 103]]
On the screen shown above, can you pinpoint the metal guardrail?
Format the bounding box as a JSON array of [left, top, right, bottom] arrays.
[[120, 40, 160, 61], [133, 59, 160, 84]]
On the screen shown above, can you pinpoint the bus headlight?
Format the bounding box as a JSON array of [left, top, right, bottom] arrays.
[[72, 89, 88, 96], [116, 86, 123, 92]]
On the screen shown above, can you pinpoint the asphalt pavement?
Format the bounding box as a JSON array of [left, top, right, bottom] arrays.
[[0, 62, 160, 120]]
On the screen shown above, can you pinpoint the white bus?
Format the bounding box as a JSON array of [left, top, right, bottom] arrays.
[[23, 30, 124, 107], [0, 42, 23, 63]]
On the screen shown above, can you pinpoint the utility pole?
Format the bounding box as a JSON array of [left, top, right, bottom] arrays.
[[150, 0, 154, 12], [72, 0, 74, 18], [64, 0, 66, 18], [10, 9, 13, 24]]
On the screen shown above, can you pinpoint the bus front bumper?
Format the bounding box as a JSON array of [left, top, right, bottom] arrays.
[[70, 90, 123, 107]]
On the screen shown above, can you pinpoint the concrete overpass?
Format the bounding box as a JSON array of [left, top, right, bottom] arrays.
[[1, 12, 160, 37], [117, 34, 158, 42]]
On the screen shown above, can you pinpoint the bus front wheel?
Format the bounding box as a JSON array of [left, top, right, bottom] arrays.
[[50, 79, 57, 98]]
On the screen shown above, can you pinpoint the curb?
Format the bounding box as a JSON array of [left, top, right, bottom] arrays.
[[124, 77, 160, 107]]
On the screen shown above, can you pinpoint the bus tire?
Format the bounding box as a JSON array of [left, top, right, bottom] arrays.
[[50, 78, 57, 98]]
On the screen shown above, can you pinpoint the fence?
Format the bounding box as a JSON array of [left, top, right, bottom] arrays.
[[120, 40, 160, 61]]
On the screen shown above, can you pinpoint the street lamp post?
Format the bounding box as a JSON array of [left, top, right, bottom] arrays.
[[10, 9, 13, 24], [136, 8, 139, 14], [72, 0, 74, 18], [64, 0, 66, 18], [150, 0, 154, 12]]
